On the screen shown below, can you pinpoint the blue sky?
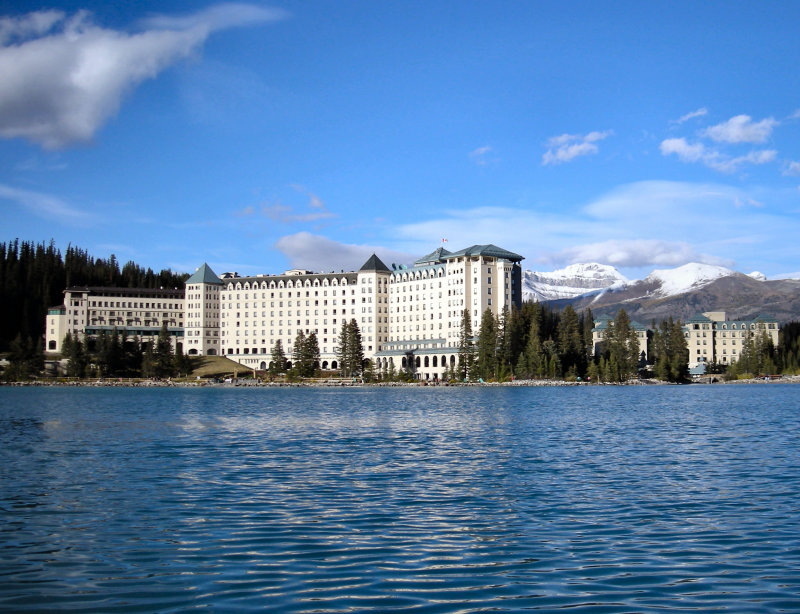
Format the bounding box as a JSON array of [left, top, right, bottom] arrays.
[[2, 1, 800, 280]]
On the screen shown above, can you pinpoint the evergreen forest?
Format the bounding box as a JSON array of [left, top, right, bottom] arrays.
[[0, 239, 188, 352], [2, 238, 800, 383]]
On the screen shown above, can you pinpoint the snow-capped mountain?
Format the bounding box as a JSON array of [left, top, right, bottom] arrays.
[[527, 261, 800, 322], [642, 263, 735, 298], [523, 263, 628, 302]]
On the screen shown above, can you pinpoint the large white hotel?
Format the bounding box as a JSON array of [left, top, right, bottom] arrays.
[[46, 244, 524, 381]]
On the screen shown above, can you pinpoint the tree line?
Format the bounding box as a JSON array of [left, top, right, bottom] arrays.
[[454, 304, 681, 383], [264, 318, 366, 380], [57, 323, 192, 379], [0, 239, 188, 352]]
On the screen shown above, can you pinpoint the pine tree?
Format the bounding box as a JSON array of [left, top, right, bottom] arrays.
[[458, 309, 475, 381], [336, 321, 351, 376], [475, 308, 498, 381], [270, 339, 287, 375], [141, 343, 155, 378], [302, 331, 320, 377], [557, 305, 585, 378], [292, 330, 306, 375], [340, 318, 364, 377], [523, 316, 544, 378], [602, 309, 640, 381], [65, 332, 87, 377], [154, 323, 175, 377], [4, 334, 42, 380]]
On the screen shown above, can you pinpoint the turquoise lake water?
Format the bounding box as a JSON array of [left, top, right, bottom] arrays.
[[1, 385, 800, 612]]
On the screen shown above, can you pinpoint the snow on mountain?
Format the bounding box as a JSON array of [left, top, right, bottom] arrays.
[[523, 261, 773, 304], [523, 263, 628, 302], [644, 263, 736, 297]]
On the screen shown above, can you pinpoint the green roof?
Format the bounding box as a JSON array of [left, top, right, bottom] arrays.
[[415, 247, 452, 265], [186, 263, 223, 285], [443, 244, 523, 262], [359, 254, 391, 272]]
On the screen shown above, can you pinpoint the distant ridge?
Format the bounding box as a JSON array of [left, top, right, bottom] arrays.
[[523, 261, 800, 322]]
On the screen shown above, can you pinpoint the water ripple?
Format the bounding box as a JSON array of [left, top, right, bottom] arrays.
[[2, 385, 800, 612]]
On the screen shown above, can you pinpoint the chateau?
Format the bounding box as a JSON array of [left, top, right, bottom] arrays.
[[46, 244, 524, 381], [44, 247, 780, 379], [590, 310, 780, 371], [684, 311, 779, 369]]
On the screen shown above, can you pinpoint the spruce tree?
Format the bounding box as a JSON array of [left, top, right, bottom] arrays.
[[302, 331, 321, 377], [346, 319, 364, 376], [475, 308, 497, 380], [154, 323, 175, 377], [270, 339, 287, 375], [458, 308, 475, 381], [603, 309, 640, 381], [65, 333, 87, 377], [336, 321, 351, 376], [292, 330, 306, 375]]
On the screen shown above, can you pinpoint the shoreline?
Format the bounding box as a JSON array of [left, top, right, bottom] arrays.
[[3, 375, 799, 388]]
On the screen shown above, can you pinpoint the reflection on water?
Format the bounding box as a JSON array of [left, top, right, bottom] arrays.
[[1, 385, 800, 612]]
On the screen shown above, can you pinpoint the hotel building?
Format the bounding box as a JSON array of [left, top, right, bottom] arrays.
[[197, 243, 524, 380], [44, 286, 185, 353], [684, 311, 779, 368]]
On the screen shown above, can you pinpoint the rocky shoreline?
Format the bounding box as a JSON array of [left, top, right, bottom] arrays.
[[3, 375, 799, 388]]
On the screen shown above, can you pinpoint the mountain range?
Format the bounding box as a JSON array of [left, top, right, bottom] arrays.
[[523, 262, 800, 323]]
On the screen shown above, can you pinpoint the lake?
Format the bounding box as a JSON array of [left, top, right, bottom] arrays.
[[1, 385, 800, 612]]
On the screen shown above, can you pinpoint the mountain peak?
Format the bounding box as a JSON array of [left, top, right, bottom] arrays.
[[523, 262, 627, 302], [644, 262, 735, 297]]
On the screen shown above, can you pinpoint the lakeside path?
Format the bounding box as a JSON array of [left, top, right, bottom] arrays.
[[4, 376, 800, 388]]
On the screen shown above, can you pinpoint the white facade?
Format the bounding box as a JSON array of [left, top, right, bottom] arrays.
[[210, 244, 523, 378], [44, 244, 524, 380], [377, 245, 523, 380], [684, 311, 780, 368], [45, 287, 184, 353], [184, 264, 223, 356]]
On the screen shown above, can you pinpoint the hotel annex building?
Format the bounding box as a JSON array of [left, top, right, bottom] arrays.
[[46, 244, 524, 381]]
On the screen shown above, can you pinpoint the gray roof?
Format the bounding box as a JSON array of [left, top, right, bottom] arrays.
[[186, 263, 222, 285], [443, 244, 523, 262], [415, 247, 453, 265], [359, 254, 391, 272]]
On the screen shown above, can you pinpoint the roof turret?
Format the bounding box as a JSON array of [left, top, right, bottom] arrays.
[[186, 263, 223, 285]]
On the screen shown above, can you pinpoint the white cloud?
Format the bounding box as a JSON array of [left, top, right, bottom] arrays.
[[0, 5, 284, 149], [706, 149, 776, 173], [542, 130, 612, 165], [392, 180, 797, 274], [0, 9, 64, 44], [260, 185, 336, 223], [556, 239, 731, 268], [0, 183, 93, 223], [274, 232, 414, 272], [469, 145, 496, 166], [783, 161, 800, 176], [672, 107, 708, 124], [660, 137, 706, 162], [703, 114, 778, 144], [660, 137, 776, 173]]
